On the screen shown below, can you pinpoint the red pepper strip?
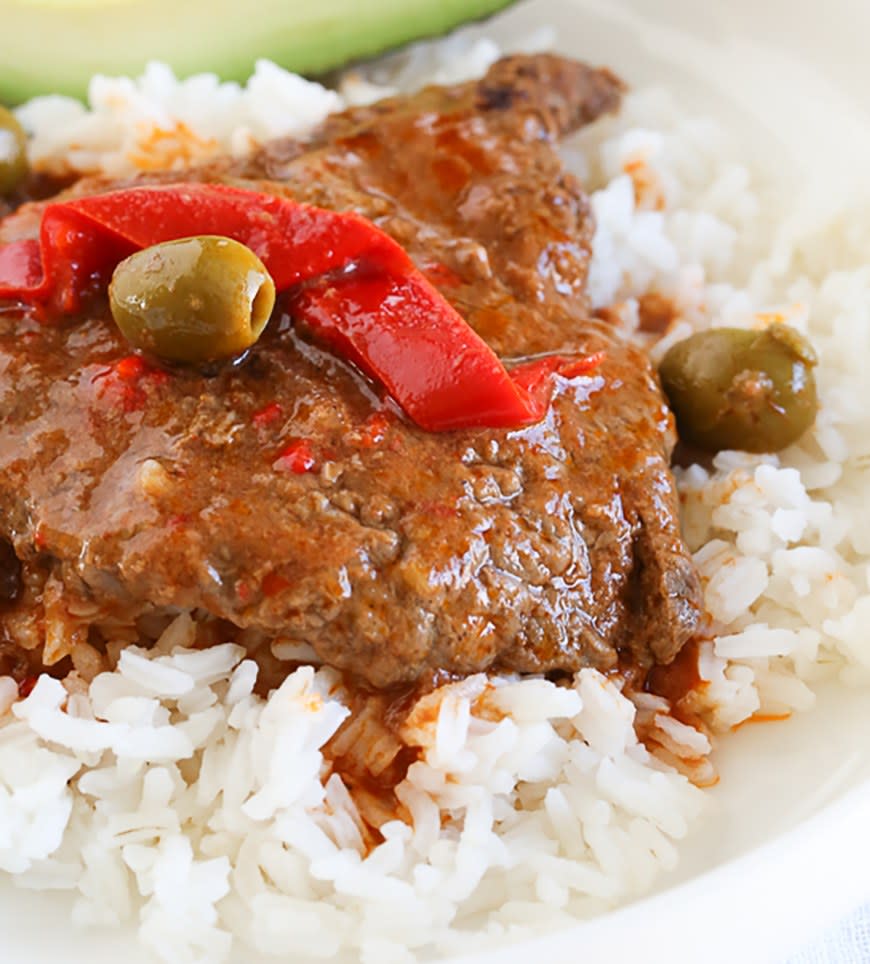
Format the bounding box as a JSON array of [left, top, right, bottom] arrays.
[[0, 183, 601, 431], [292, 269, 555, 431], [0, 239, 41, 291], [0, 183, 414, 309], [509, 351, 607, 410]]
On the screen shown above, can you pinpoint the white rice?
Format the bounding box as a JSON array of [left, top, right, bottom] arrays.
[[574, 88, 870, 720], [2, 22, 869, 964], [14, 30, 553, 179], [1, 626, 703, 963]]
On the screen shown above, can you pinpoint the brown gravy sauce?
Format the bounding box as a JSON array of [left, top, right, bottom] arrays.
[[645, 636, 705, 707], [316, 640, 712, 836]]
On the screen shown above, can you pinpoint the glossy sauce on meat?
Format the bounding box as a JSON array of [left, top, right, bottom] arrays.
[[0, 55, 702, 689]]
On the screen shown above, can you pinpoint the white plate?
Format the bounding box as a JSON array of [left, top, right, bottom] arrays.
[[4, 0, 870, 960]]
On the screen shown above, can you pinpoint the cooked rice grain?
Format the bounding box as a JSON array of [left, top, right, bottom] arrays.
[[1, 629, 703, 962]]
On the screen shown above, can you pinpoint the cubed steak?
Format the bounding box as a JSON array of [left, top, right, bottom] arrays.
[[0, 55, 702, 688]]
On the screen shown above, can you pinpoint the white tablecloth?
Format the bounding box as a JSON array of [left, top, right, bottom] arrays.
[[787, 903, 870, 963]]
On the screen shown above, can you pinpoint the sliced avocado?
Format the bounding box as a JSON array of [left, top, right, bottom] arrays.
[[0, 0, 516, 104]]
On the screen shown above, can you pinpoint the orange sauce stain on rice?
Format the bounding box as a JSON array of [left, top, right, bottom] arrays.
[[753, 310, 787, 329], [623, 157, 666, 210], [637, 291, 678, 335], [730, 711, 793, 732], [128, 121, 221, 171]]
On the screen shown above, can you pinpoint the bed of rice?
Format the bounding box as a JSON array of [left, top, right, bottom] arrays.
[[2, 24, 869, 964]]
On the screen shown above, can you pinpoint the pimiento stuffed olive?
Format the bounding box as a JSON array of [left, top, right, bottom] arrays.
[[659, 324, 818, 453], [109, 235, 276, 365], [0, 106, 28, 197]]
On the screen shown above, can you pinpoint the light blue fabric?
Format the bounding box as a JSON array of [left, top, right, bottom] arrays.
[[788, 904, 870, 963]]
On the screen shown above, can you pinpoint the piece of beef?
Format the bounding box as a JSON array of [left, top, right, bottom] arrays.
[[244, 54, 624, 358], [0, 55, 702, 688]]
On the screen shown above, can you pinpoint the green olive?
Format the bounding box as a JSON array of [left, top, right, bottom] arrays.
[[0, 106, 28, 197], [659, 323, 818, 453], [109, 235, 276, 365]]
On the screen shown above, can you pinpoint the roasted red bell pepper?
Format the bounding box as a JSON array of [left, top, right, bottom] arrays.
[[0, 183, 603, 431]]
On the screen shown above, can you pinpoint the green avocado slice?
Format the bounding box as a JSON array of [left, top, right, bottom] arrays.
[[1, 0, 515, 103]]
